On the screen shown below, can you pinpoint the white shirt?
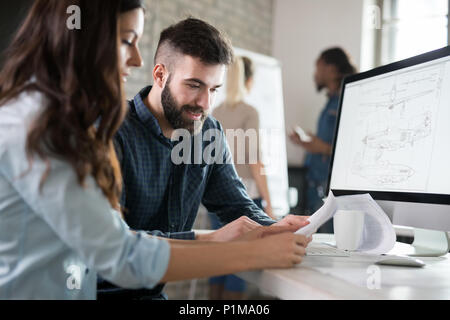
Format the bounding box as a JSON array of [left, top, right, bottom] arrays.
[[0, 91, 170, 299]]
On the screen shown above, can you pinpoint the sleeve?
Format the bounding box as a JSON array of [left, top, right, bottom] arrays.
[[0, 128, 170, 290], [201, 123, 275, 226], [113, 137, 126, 206], [145, 230, 195, 240]]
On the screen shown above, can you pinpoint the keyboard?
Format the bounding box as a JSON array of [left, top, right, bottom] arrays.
[[306, 243, 351, 257]]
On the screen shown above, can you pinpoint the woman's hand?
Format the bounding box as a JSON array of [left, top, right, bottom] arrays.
[[252, 232, 309, 268]]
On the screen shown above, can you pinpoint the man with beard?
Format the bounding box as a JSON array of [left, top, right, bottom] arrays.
[[99, 18, 310, 300], [289, 47, 357, 233]]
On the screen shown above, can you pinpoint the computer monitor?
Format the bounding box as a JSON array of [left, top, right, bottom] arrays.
[[328, 46, 450, 256]]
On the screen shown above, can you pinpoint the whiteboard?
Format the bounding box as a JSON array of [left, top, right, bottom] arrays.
[[213, 47, 290, 216]]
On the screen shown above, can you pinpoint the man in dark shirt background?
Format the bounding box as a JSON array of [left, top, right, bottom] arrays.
[[290, 47, 357, 233]]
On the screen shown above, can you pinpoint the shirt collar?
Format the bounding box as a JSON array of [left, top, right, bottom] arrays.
[[132, 86, 164, 137], [325, 93, 339, 110], [327, 92, 339, 100]]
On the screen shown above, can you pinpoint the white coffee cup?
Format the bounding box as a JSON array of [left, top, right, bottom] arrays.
[[333, 210, 365, 251]]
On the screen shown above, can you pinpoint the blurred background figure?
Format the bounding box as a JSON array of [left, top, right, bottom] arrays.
[[208, 56, 274, 300], [289, 47, 357, 233]]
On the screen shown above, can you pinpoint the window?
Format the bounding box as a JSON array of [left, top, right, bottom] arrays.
[[381, 0, 449, 65], [361, 0, 449, 69]]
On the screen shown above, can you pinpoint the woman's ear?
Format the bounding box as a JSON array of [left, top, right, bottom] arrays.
[[153, 64, 168, 89]]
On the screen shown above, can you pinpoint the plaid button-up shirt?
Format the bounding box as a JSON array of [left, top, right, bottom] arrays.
[[98, 86, 276, 299], [115, 86, 275, 239]]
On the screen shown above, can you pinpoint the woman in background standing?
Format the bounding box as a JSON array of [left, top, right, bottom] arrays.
[[209, 56, 275, 300]]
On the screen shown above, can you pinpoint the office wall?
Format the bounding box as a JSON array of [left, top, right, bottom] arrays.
[[0, 0, 32, 67], [272, 0, 364, 166], [125, 0, 274, 99]]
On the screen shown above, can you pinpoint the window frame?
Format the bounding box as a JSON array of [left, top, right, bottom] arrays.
[[371, 0, 449, 67]]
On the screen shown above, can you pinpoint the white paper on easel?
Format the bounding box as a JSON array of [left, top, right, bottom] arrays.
[[295, 191, 396, 255]]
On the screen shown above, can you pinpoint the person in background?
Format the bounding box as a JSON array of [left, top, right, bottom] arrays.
[[208, 56, 274, 299], [289, 47, 357, 233], [0, 0, 310, 300], [213, 56, 274, 219]]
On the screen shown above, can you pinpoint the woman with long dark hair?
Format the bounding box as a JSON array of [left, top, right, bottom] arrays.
[[0, 0, 308, 299]]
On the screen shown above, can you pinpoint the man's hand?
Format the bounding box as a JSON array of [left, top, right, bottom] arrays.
[[235, 224, 299, 241], [196, 216, 261, 242], [274, 215, 313, 245], [273, 214, 310, 230], [288, 129, 303, 146], [289, 130, 331, 155]]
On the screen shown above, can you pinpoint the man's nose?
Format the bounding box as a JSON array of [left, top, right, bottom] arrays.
[[196, 89, 212, 112]]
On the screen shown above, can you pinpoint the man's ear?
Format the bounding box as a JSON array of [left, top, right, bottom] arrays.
[[153, 64, 169, 89]]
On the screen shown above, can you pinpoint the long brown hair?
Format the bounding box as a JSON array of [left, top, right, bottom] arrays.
[[0, 0, 125, 209]]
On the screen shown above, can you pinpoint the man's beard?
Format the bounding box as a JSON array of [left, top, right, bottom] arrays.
[[161, 83, 207, 136]]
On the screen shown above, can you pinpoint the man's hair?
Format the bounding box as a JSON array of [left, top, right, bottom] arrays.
[[154, 18, 233, 67], [319, 47, 357, 81], [120, 0, 145, 12]]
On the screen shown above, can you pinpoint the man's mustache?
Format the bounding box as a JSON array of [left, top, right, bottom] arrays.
[[182, 105, 206, 117]]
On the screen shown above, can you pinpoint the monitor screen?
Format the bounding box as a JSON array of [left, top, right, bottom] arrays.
[[329, 46, 450, 205]]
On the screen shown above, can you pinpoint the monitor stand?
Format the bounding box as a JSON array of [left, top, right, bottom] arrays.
[[406, 228, 450, 257]]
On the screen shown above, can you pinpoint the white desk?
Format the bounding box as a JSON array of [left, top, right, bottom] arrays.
[[236, 234, 450, 300]]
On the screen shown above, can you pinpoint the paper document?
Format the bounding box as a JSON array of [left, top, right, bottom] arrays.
[[296, 192, 396, 254], [295, 192, 337, 237]]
